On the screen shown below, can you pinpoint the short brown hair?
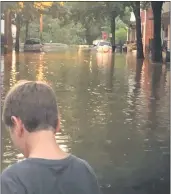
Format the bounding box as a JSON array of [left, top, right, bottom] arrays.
[[2, 80, 58, 132]]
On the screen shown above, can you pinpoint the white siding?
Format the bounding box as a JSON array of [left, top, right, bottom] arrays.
[[1, 20, 16, 38]]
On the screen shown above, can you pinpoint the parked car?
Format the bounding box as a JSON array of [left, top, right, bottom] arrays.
[[24, 38, 43, 52]]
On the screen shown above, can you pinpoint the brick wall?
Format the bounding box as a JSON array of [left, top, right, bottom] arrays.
[[168, 24, 170, 50], [141, 8, 154, 53]]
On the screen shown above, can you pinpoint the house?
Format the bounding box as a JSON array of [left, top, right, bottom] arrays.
[[161, 2, 170, 51], [127, 2, 170, 55], [141, 8, 153, 53], [127, 12, 136, 43], [1, 19, 16, 43]]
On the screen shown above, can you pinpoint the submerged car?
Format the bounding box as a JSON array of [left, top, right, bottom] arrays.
[[92, 39, 103, 46], [24, 38, 43, 52], [93, 41, 112, 53]]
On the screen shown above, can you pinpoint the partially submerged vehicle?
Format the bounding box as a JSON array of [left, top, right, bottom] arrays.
[[93, 40, 112, 53], [92, 40, 103, 46], [24, 38, 43, 52]]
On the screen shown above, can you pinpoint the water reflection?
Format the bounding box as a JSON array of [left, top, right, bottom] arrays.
[[36, 54, 46, 81], [10, 51, 17, 86], [1, 50, 170, 194]]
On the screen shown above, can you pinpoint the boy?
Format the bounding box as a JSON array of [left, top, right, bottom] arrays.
[[1, 80, 101, 194]]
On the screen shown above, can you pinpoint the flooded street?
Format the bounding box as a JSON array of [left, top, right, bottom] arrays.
[[1, 50, 170, 194]]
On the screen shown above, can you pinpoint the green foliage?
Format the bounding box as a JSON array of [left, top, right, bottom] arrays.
[[116, 17, 127, 30], [1, 2, 16, 12], [2, 1, 131, 45], [140, 2, 151, 10], [100, 17, 127, 44], [42, 18, 85, 44], [104, 2, 126, 18], [66, 2, 105, 44], [115, 27, 127, 44], [63, 2, 129, 44], [119, 6, 132, 26], [19, 15, 85, 44]]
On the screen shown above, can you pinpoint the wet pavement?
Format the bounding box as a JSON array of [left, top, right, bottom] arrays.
[[1, 49, 170, 194]]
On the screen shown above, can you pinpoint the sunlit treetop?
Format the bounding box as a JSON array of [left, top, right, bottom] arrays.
[[59, 2, 64, 6], [34, 2, 64, 10], [2, 1, 64, 13], [18, 2, 24, 12], [34, 2, 53, 10], [18, 2, 24, 8]]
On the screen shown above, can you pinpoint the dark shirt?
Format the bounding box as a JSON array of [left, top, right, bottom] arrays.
[[1, 155, 101, 194]]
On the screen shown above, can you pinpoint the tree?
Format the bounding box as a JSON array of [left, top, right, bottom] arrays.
[[67, 2, 127, 50], [151, 1, 164, 62], [105, 2, 126, 52], [132, 2, 144, 59], [119, 6, 132, 26], [15, 13, 21, 52], [14, 2, 38, 51], [1, 2, 37, 52], [1, 2, 16, 53], [125, 2, 144, 59], [102, 17, 128, 44], [19, 14, 85, 44], [22, 2, 37, 40], [15, 2, 53, 42], [67, 2, 104, 44], [115, 28, 127, 44], [2, 2, 65, 52]]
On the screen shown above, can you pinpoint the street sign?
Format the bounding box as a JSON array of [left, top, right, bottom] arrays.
[[102, 31, 108, 40]]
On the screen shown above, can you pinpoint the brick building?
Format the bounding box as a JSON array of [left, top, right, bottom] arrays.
[[127, 2, 170, 54], [140, 8, 154, 53], [161, 2, 170, 51], [127, 12, 136, 43]]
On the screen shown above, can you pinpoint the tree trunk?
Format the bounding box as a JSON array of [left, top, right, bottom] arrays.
[[85, 28, 93, 45], [133, 2, 144, 59], [4, 9, 13, 53], [25, 20, 29, 40], [40, 14, 43, 41], [110, 15, 116, 53], [151, 2, 163, 62], [15, 14, 20, 53]]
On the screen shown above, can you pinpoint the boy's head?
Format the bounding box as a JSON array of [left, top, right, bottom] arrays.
[[2, 80, 59, 156]]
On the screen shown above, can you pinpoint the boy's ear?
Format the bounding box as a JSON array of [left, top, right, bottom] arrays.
[[56, 116, 60, 133], [11, 116, 24, 137]]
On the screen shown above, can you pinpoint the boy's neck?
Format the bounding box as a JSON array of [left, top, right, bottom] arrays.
[[25, 131, 69, 160]]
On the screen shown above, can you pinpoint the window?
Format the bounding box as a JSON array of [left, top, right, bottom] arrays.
[[165, 28, 168, 38], [98, 42, 111, 46], [25, 39, 41, 45]]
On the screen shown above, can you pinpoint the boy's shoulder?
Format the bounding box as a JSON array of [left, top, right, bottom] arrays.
[[1, 160, 28, 180], [1, 155, 95, 179], [1, 155, 101, 194], [72, 155, 95, 174]]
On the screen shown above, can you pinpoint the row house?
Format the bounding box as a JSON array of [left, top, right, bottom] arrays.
[[127, 2, 170, 53]]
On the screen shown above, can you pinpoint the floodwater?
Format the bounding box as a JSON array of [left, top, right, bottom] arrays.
[[1, 49, 170, 194]]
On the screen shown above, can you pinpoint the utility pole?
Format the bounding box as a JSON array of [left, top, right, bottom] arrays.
[[4, 9, 13, 53], [40, 14, 43, 41]]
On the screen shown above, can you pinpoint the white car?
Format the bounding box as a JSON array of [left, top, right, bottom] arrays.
[[93, 39, 103, 46], [95, 41, 112, 53], [24, 38, 43, 52]]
